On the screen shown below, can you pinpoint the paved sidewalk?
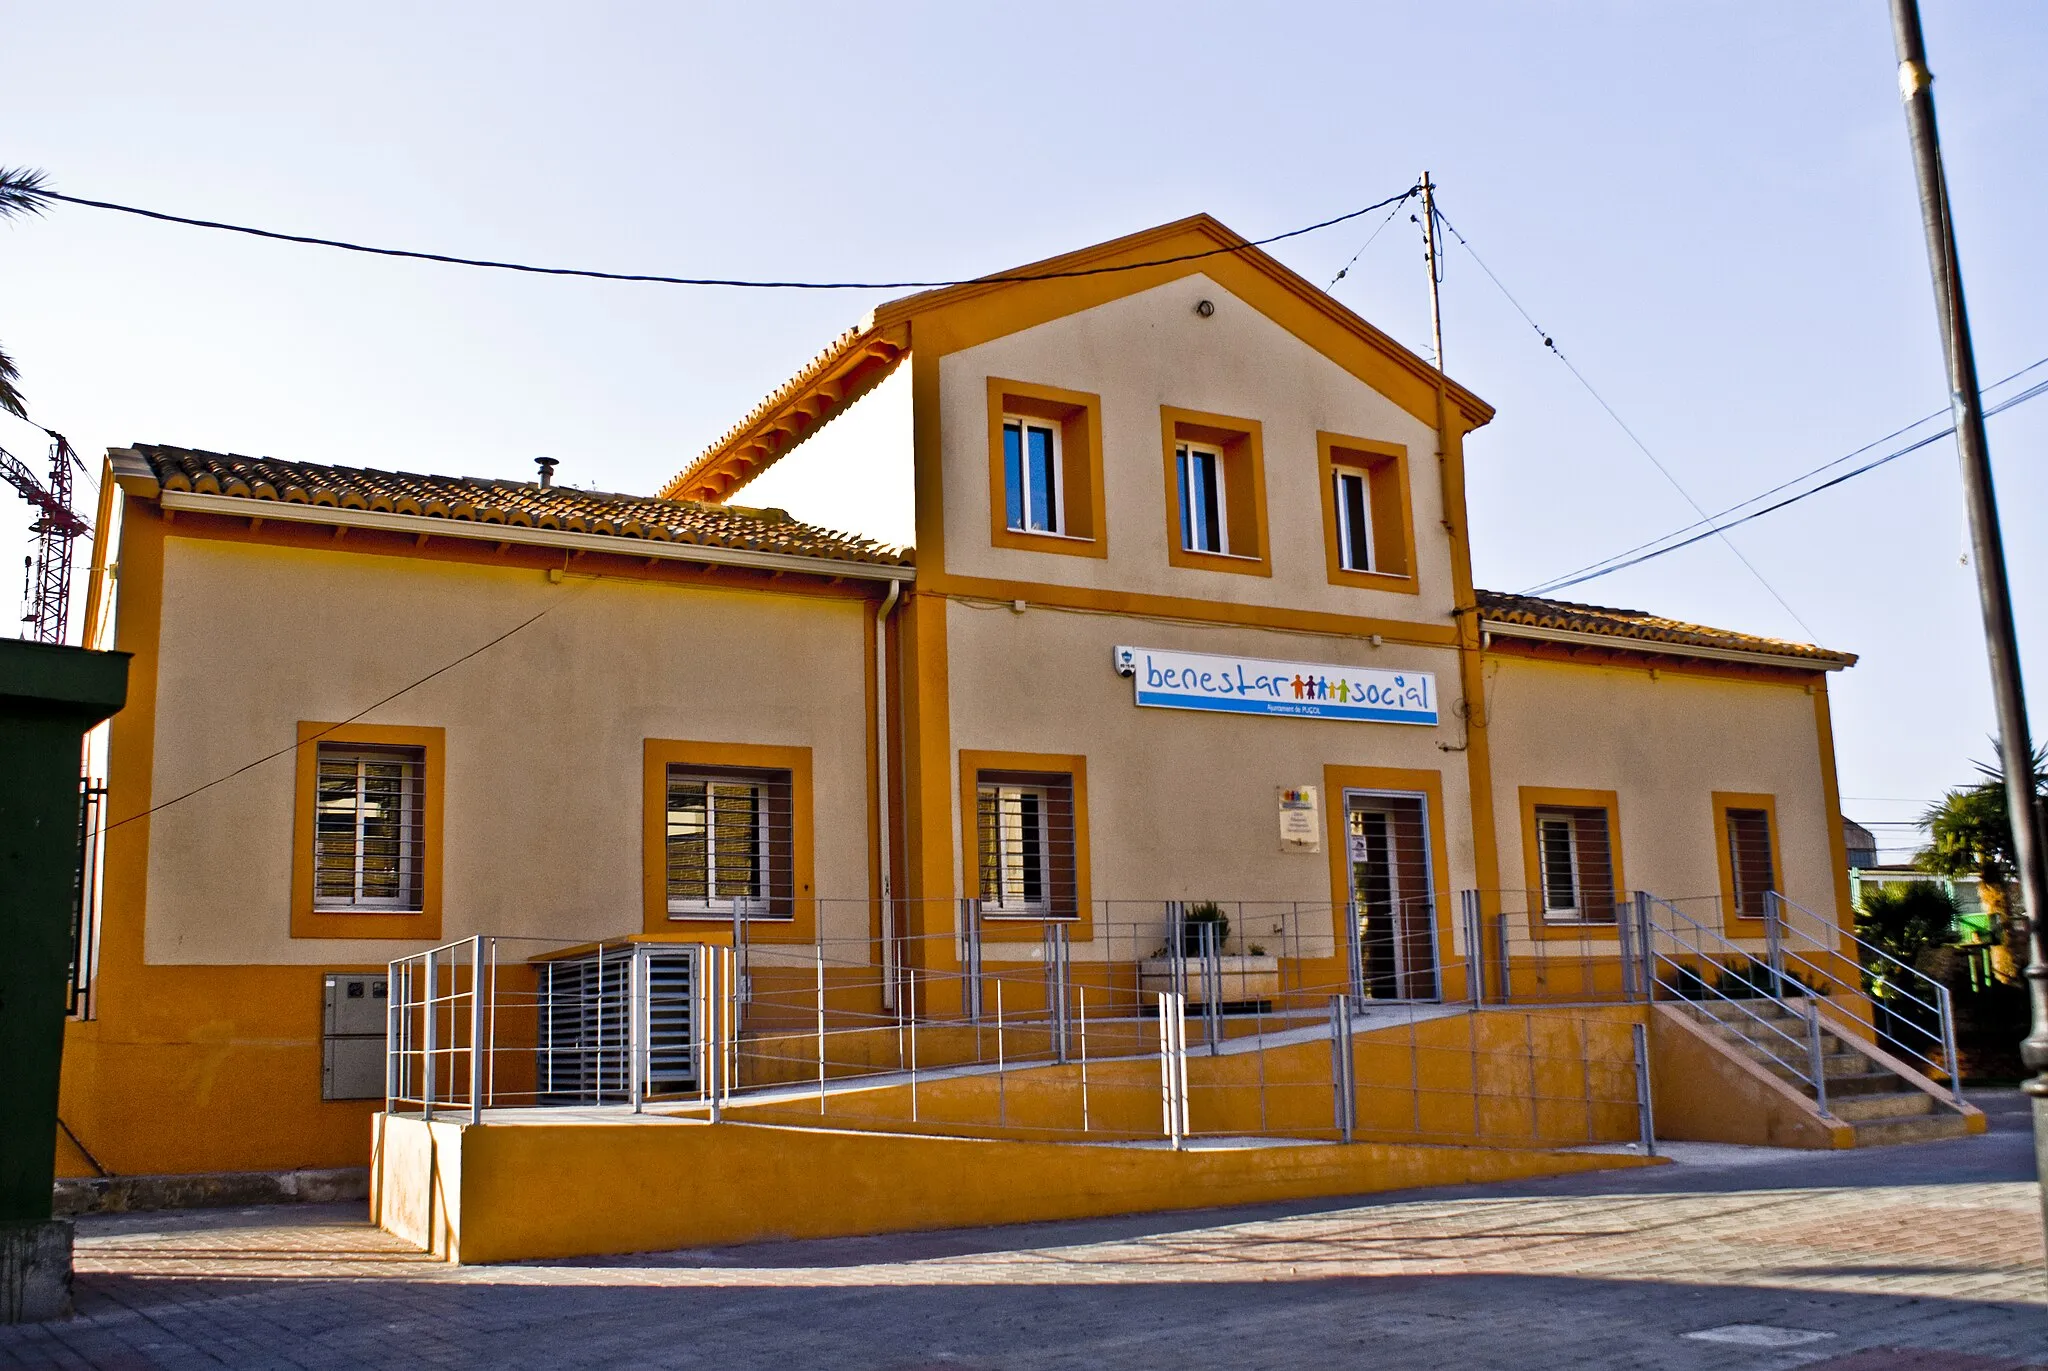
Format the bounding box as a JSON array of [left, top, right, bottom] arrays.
[[3, 1092, 2042, 1370]]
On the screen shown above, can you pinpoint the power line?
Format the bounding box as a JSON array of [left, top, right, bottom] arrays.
[[1527, 373, 2048, 595], [1527, 354, 2048, 595], [104, 577, 602, 833], [1325, 188, 1418, 291], [1432, 205, 1820, 641], [27, 181, 1419, 292]]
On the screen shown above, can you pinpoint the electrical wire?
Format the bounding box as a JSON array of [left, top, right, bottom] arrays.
[[103, 575, 604, 833], [1528, 373, 2048, 595], [1432, 205, 1818, 639], [1524, 354, 2048, 596], [1325, 188, 1418, 291], [31, 184, 1420, 292]]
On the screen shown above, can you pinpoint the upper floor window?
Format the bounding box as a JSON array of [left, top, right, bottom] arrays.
[[1333, 466, 1374, 571], [1160, 407, 1269, 576], [666, 766, 794, 917], [1319, 433, 1416, 592], [1004, 417, 1062, 535], [1177, 442, 1228, 554], [314, 745, 425, 911], [986, 378, 1105, 558]]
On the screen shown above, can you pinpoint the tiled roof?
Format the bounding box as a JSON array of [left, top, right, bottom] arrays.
[[658, 323, 908, 503], [136, 445, 911, 568], [1475, 589, 1855, 666]]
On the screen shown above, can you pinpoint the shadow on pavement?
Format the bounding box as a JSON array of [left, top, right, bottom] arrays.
[[5, 1269, 2041, 1371]]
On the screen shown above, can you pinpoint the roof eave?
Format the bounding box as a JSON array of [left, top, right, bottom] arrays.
[[1478, 615, 1855, 672], [658, 323, 910, 503], [152, 489, 913, 583], [869, 212, 1496, 430]]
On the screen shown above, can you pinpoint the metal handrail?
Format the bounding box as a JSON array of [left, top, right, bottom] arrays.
[[1636, 893, 1830, 1105], [1771, 891, 1950, 1017], [1769, 891, 1961, 1099]]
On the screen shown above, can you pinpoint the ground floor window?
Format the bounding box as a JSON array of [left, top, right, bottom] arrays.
[[314, 744, 426, 911], [975, 769, 1078, 918], [1724, 804, 1778, 920], [1534, 805, 1618, 924], [666, 766, 793, 917]]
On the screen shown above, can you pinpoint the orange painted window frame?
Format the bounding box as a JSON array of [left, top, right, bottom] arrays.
[[643, 739, 816, 942], [986, 377, 1108, 559], [958, 748, 1093, 944], [1318, 431, 1418, 595], [291, 721, 445, 941], [1712, 790, 1782, 930], [1517, 786, 1626, 941], [1160, 406, 1271, 577]]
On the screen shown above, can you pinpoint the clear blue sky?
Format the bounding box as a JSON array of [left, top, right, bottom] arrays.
[[4, 2, 2042, 854]]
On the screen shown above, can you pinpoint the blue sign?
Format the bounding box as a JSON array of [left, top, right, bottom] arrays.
[[1114, 645, 1437, 726]]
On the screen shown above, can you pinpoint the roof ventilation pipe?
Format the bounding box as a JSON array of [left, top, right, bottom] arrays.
[[535, 456, 558, 488]]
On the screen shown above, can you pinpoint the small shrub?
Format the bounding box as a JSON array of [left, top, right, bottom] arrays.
[[1179, 901, 1230, 956], [1856, 882, 1962, 967]]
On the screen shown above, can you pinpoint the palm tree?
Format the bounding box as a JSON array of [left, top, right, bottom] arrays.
[[0, 167, 52, 420], [1919, 743, 2048, 979]]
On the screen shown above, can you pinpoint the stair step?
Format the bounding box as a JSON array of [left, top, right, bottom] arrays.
[[1716, 1026, 1847, 1058], [1814, 1070, 1910, 1098], [1828, 1091, 1935, 1122], [1738, 1043, 1864, 1076], [1843, 1113, 1973, 1146]]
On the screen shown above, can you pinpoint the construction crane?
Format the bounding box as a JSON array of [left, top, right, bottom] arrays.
[[0, 432, 90, 644]]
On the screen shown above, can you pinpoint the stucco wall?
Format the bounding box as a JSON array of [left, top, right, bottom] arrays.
[[1484, 653, 1839, 932], [936, 273, 1454, 622], [144, 535, 876, 964], [943, 597, 1471, 957]]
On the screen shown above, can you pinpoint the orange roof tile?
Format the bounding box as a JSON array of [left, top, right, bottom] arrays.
[[1475, 589, 1855, 667], [137, 445, 910, 569]]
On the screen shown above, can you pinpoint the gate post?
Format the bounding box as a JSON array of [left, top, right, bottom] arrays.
[[1330, 994, 1356, 1142], [1157, 991, 1188, 1149], [1630, 1021, 1657, 1156]]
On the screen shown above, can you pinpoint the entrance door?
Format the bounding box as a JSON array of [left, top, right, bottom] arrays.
[[1345, 792, 1438, 999]]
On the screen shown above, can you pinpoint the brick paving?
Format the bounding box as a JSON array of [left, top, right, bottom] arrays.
[[3, 1091, 2042, 1369]]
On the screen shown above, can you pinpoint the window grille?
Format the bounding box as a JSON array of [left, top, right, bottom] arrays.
[[1535, 805, 1617, 923], [1003, 416, 1063, 534], [1725, 807, 1777, 919], [975, 769, 1077, 918], [1176, 443, 1229, 554], [1333, 467, 1375, 571], [314, 745, 426, 911], [666, 766, 794, 917]]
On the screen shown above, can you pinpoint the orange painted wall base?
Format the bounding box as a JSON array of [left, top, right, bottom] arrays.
[[371, 1112, 1659, 1264]]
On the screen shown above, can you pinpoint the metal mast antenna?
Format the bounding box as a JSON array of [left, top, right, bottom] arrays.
[[1, 433, 90, 643]]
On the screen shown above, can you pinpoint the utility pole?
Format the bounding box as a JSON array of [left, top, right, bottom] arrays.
[[1419, 171, 1446, 373], [1887, 0, 2048, 1254]]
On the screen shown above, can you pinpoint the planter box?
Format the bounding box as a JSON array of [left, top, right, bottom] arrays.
[[1137, 955, 1280, 1007]]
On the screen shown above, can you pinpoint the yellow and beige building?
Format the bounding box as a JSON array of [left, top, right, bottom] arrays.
[[64, 213, 1881, 1186]]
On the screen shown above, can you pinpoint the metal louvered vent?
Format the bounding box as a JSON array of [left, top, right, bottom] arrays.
[[538, 944, 699, 1103]]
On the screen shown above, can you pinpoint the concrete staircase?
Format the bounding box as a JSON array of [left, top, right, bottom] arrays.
[[1671, 998, 1972, 1146]]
